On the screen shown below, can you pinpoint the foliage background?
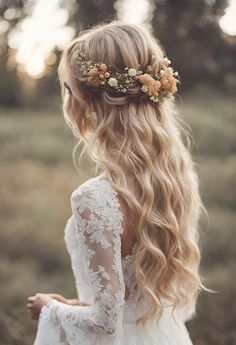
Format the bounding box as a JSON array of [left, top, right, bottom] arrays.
[[0, 1, 235, 344]]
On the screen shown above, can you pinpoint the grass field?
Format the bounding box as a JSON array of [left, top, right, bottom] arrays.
[[0, 88, 235, 344]]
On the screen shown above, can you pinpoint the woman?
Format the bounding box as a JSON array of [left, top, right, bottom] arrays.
[[27, 21, 207, 344]]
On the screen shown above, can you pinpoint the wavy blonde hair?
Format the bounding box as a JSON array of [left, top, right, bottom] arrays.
[[58, 21, 207, 328]]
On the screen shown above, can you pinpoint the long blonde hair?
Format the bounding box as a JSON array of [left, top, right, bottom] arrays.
[[58, 21, 207, 327]]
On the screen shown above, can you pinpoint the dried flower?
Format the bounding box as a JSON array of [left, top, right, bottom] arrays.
[[141, 85, 148, 93], [138, 74, 161, 97], [128, 68, 137, 77], [75, 45, 179, 103], [108, 78, 118, 87], [99, 63, 107, 72], [88, 76, 101, 87], [88, 67, 99, 77]]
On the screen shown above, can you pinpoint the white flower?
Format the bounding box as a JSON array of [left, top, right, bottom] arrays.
[[141, 85, 148, 93], [108, 78, 118, 87], [160, 69, 165, 77], [128, 68, 137, 77], [160, 57, 170, 69], [105, 72, 110, 78], [150, 96, 159, 102]]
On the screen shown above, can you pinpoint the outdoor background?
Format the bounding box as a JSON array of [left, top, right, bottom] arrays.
[[0, 0, 235, 344]]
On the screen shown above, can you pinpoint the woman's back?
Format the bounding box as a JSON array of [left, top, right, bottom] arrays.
[[34, 172, 194, 345]]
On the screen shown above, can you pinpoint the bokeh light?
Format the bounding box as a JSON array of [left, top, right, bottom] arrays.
[[115, 0, 155, 32], [219, 0, 236, 36], [8, 0, 75, 78]]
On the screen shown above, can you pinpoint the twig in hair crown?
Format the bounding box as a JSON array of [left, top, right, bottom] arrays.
[[74, 46, 180, 103]]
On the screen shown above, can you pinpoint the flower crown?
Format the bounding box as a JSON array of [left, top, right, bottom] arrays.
[[74, 45, 180, 103]]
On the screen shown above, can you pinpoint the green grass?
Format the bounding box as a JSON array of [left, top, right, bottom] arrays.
[[0, 90, 235, 344]]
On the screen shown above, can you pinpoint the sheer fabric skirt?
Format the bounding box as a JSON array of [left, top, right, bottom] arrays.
[[119, 303, 193, 345], [34, 302, 193, 345]]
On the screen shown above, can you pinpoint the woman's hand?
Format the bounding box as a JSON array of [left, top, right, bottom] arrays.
[[27, 293, 92, 320], [47, 293, 91, 306], [26, 293, 54, 320]]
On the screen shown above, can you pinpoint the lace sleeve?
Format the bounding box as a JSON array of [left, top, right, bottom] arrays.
[[34, 181, 125, 345]]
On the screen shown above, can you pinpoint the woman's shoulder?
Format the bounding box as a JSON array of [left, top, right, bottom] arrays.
[[70, 171, 123, 223], [70, 171, 109, 206], [70, 171, 106, 198]]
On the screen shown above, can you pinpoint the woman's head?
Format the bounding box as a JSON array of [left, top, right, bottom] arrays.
[[58, 21, 176, 140], [58, 21, 207, 328]]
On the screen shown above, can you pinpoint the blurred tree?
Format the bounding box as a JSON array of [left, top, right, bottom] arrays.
[[0, 0, 24, 56], [0, 0, 28, 106], [71, 0, 117, 30], [151, 0, 236, 89], [0, 64, 21, 106]]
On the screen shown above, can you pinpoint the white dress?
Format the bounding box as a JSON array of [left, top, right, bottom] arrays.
[[33, 171, 194, 345]]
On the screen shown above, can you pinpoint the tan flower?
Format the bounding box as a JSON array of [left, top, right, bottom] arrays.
[[138, 73, 154, 86], [147, 80, 161, 97], [88, 76, 101, 87], [159, 57, 171, 69], [88, 67, 99, 77], [138, 74, 161, 97], [99, 63, 107, 72], [160, 73, 178, 93], [170, 82, 178, 93]]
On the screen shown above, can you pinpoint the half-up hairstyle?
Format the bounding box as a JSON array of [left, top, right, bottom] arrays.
[[58, 20, 207, 328]]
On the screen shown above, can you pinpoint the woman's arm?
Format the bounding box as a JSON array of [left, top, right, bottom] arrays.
[[33, 185, 125, 344], [27, 293, 91, 320]]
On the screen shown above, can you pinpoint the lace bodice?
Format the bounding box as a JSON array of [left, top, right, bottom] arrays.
[[33, 171, 195, 345], [35, 172, 140, 343]]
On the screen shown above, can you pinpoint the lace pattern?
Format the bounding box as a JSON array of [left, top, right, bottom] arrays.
[[35, 172, 126, 344]]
